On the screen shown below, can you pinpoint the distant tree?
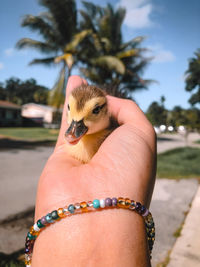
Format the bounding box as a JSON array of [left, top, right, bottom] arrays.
[[79, 2, 152, 98], [167, 106, 200, 131], [16, 0, 91, 108], [0, 77, 49, 105], [185, 108, 200, 131], [160, 95, 166, 107], [146, 101, 167, 126], [185, 49, 200, 106], [0, 83, 7, 100], [167, 106, 188, 128]]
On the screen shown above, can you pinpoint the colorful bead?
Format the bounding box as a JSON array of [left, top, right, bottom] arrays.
[[100, 199, 105, 208], [37, 219, 45, 229], [25, 248, 30, 254], [51, 210, 59, 220], [25, 254, 31, 261], [63, 206, 70, 215], [142, 208, 149, 217], [135, 202, 142, 212], [74, 203, 81, 209], [87, 201, 93, 208], [105, 198, 112, 206], [24, 196, 155, 266], [112, 198, 117, 206], [33, 222, 40, 232], [117, 197, 125, 208], [57, 208, 65, 217], [80, 201, 88, 211], [45, 213, 54, 223], [93, 199, 100, 209], [41, 216, 48, 225], [27, 232, 36, 240], [68, 204, 75, 214], [125, 198, 131, 208]]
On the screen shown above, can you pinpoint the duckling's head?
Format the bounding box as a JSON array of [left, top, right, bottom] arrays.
[[65, 85, 110, 145]]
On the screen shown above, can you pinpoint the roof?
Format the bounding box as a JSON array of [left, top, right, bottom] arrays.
[[0, 100, 21, 109]]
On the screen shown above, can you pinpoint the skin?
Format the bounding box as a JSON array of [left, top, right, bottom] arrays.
[[32, 75, 156, 267]]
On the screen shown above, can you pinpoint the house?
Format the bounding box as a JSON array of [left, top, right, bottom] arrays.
[[0, 100, 22, 126], [21, 103, 62, 125]]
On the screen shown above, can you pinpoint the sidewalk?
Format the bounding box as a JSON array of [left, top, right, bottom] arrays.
[[167, 185, 200, 267]]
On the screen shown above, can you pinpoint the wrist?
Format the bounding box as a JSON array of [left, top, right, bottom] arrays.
[[32, 208, 151, 267]]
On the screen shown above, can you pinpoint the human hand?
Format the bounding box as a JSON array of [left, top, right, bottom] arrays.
[[33, 75, 156, 267]]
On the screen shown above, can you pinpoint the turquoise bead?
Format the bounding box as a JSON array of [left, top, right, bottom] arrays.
[[68, 204, 75, 214], [93, 199, 100, 209], [45, 213, 54, 223]]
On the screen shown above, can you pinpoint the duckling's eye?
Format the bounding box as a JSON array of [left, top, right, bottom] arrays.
[[67, 104, 70, 111], [92, 106, 101, 115]]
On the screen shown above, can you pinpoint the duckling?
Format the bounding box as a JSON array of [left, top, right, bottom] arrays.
[[65, 84, 118, 163]]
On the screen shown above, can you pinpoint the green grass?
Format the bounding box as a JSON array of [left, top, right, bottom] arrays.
[[0, 127, 59, 142], [157, 147, 200, 179], [194, 139, 200, 144]]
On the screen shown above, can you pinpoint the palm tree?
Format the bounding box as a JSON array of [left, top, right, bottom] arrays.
[[185, 49, 200, 106], [79, 1, 152, 98], [16, 0, 90, 109]]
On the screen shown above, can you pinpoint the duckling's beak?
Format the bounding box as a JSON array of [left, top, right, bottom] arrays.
[[65, 119, 88, 145]]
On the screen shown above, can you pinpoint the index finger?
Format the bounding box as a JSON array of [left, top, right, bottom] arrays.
[[107, 95, 155, 147]]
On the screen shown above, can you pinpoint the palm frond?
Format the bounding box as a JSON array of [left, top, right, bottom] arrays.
[[21, 14, 58, 43], [82, 1, 102, 17], [64, 29, 92, 52], [79, 10, 96, 32], [29, 57, 56, 66], [117, 49, 139, 59], [39, 0, 77, 45], [16, 38, 56, 53], [54, 53, 74, 69], [91, 56, 125, 75], [120, 36, 146, 50]]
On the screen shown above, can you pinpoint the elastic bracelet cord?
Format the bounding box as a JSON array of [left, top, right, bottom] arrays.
[[24, 197, 155, 266]]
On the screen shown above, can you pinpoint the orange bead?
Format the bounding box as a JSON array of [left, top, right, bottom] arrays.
[[57, 208, 65, 217], [80, 201, 88, 212], [117, 197, 125, 208], [25, 260, 31, 265], [125, 198, 131, 208], [29, 226, 38, 236]]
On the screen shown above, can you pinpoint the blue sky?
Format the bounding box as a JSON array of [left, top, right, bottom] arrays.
[[0, 0, 199, 111]]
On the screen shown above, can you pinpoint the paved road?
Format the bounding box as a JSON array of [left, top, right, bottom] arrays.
[[157, 132, 200, 153], [0, 146, 53, 221]]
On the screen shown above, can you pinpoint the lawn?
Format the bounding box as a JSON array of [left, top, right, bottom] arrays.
[[157, 147, 200, 179], [0, 127, 59, 142]]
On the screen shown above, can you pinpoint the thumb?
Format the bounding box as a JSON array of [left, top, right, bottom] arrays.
[[56, 75, 87, 148]]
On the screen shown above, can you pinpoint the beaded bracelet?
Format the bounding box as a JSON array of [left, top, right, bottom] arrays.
[[24, 197, 155, 266]]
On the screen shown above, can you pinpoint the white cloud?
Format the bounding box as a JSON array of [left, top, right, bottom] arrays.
[[0, 62, 4, 70], [117, 0, 154, 29], [4, 48, 14, 57], [146, 44, 175, 63]]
